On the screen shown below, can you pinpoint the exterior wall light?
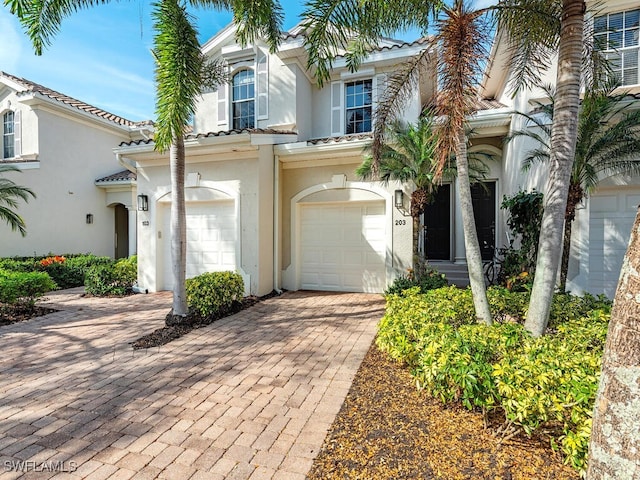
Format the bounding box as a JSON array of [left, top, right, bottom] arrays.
[[394, 189, 404, 209], [86, 214, 93, 224], [137, 194, 149, 211]]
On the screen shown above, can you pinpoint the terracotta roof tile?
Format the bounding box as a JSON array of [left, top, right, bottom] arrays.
[[1, 71, 151, 128], [95, 170, 137, 183], [119, 128, 297, 147], [307, 133, 372, 145], [474, 98, 507, 110]]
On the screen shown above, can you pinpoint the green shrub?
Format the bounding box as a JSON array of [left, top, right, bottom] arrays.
[[0, 269, 57, 308], [186, 271, 244, 318], [84, 256, 137, 296], [376, 286, 611, 474], [41, 255, 113, 289], [385, 268, 448, 296]]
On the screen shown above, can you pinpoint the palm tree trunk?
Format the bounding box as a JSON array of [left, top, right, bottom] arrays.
[[559, 218, 572, 292], [412, 214, 420, 274], [587, 207, 640, 479], [170, 135, 188, 318], [456, 130, 492, 324], [525, 0, 584, 337]]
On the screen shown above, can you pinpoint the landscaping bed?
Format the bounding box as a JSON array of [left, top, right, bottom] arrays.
[[308, 343, 580, 480], [0, 304, 56, 326]]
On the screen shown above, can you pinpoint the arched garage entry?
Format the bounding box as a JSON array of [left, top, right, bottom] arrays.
[[288, 176, 392, 293], [157, 186, 239, 291]]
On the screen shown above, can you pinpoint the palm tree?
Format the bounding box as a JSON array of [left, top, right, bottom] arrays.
[[303, 0, 495, 324], [507, 80, 640, 292], [0, 165, 35, 236], [8, 0, 283, 322], [587, 207, 640, 478]]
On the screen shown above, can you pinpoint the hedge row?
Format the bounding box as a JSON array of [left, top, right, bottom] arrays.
[[376, 286, 611, 474]]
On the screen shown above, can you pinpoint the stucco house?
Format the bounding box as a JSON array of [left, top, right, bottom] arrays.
[[3, 1, 638, 299], [475, 2, 640, 299], [0, 71, 150, 259]]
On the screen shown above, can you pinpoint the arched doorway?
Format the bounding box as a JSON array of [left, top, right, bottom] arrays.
[[114, 204, 129, 259]]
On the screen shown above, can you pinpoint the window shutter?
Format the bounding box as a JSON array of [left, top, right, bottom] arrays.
[[217, 83, 228, 127], [256, 49, 268, 120], [330, 81, 343, 136], [13, 110, 21, 157]]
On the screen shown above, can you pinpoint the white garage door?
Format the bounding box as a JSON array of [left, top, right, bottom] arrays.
[[589, 189, 640, 298], [300, 202, 386, 292], [162, 201, 236, 290]]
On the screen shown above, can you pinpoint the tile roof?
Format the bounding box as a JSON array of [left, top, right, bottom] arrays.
[[474, 98, 507, 110], [119, 128, 297, 147], [1, 71, 153, 128], [307, 133, 372, 145], [95, 170, 137, 183]]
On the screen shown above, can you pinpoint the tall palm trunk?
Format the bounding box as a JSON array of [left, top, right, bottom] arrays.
[[587, 207, 640, 478], [170, 135, 188, 317], [559, 182, 583, 291], [456, 130, 491, 324], [525, 0, 585, 337]]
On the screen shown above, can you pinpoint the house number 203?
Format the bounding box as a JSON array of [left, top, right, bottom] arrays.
[[395, 220, 407, 226]]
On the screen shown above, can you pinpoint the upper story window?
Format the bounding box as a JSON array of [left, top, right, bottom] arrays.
[[594, 9, 640, 86], [232, 69, 255, 129], [345, 79, 373, 134], [3, 111, 15, 159]]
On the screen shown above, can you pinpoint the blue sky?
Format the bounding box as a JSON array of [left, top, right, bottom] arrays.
[[2, 1, 426, 122]]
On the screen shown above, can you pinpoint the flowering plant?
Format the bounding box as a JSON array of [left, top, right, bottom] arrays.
[[40, 255, 66, 267]]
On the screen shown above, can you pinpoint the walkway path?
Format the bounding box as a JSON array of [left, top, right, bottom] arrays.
[[0, 289, 384, 479]]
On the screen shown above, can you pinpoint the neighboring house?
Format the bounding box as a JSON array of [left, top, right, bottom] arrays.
[[0, 72, 149, 259], [477, 3, 640, 298]]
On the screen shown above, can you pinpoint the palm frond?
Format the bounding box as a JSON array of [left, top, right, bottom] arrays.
[[231, 0, 283, 52], [152, 0, 204, 151], [6, 0, 114, 55]]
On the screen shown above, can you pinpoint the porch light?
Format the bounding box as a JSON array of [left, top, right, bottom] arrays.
[[86, 214, 93, 224], [394, 189, 404, 209], [137, 194, 149, 211]]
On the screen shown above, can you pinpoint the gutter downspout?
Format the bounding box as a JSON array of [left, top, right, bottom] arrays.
[[273, 152, 282, 294]]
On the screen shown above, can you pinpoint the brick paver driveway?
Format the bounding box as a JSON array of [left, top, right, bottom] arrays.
[[0, 289, 384, 479]]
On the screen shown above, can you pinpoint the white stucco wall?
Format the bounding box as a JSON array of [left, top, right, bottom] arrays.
[[0, 95, 131, 258]]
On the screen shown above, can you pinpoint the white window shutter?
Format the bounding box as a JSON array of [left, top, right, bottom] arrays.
[[330, 81, 343, 136], [217, 83, 228, 127], [13, 110, 21, 157], [256, 49, 268, 120]]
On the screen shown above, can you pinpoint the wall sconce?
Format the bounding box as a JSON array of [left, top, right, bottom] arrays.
[[86, 214, 93, 224], [394, 189, 404, 209], [137, 194, 149, 211], [394, 189, 410, 217]]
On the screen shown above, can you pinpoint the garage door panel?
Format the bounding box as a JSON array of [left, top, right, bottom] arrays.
[[162, 201, 236, 290], [589, 191, 638, 298], [300, 202, 386, 293]]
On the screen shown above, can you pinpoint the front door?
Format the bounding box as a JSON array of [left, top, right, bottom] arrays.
[[114, 204, 129, 259], [424, 184, 451, 260], [471, 182, 496, 261]]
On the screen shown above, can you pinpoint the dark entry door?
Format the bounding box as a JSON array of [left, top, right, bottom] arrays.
[[471, 182, 496, 261], [424, 184, 451, 260], [114, 204, 129, 259]]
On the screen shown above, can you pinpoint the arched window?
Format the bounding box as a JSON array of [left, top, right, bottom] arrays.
[[3, 111, 14, 159], [232, 69, 255, 129]]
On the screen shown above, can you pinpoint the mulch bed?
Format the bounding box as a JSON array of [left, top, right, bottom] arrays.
[[308, 344, 579, 480], [0, 304, 57, 326], [131, 291, 280, 349]]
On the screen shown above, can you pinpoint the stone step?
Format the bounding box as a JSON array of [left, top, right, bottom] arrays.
[[429, 262, 470, 288]]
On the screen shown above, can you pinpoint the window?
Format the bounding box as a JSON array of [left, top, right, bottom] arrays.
[[3, 111, 14, 159], [232, 69, 255, 129], [594, 9, 640, 86], [345, 79, 372, 134]]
